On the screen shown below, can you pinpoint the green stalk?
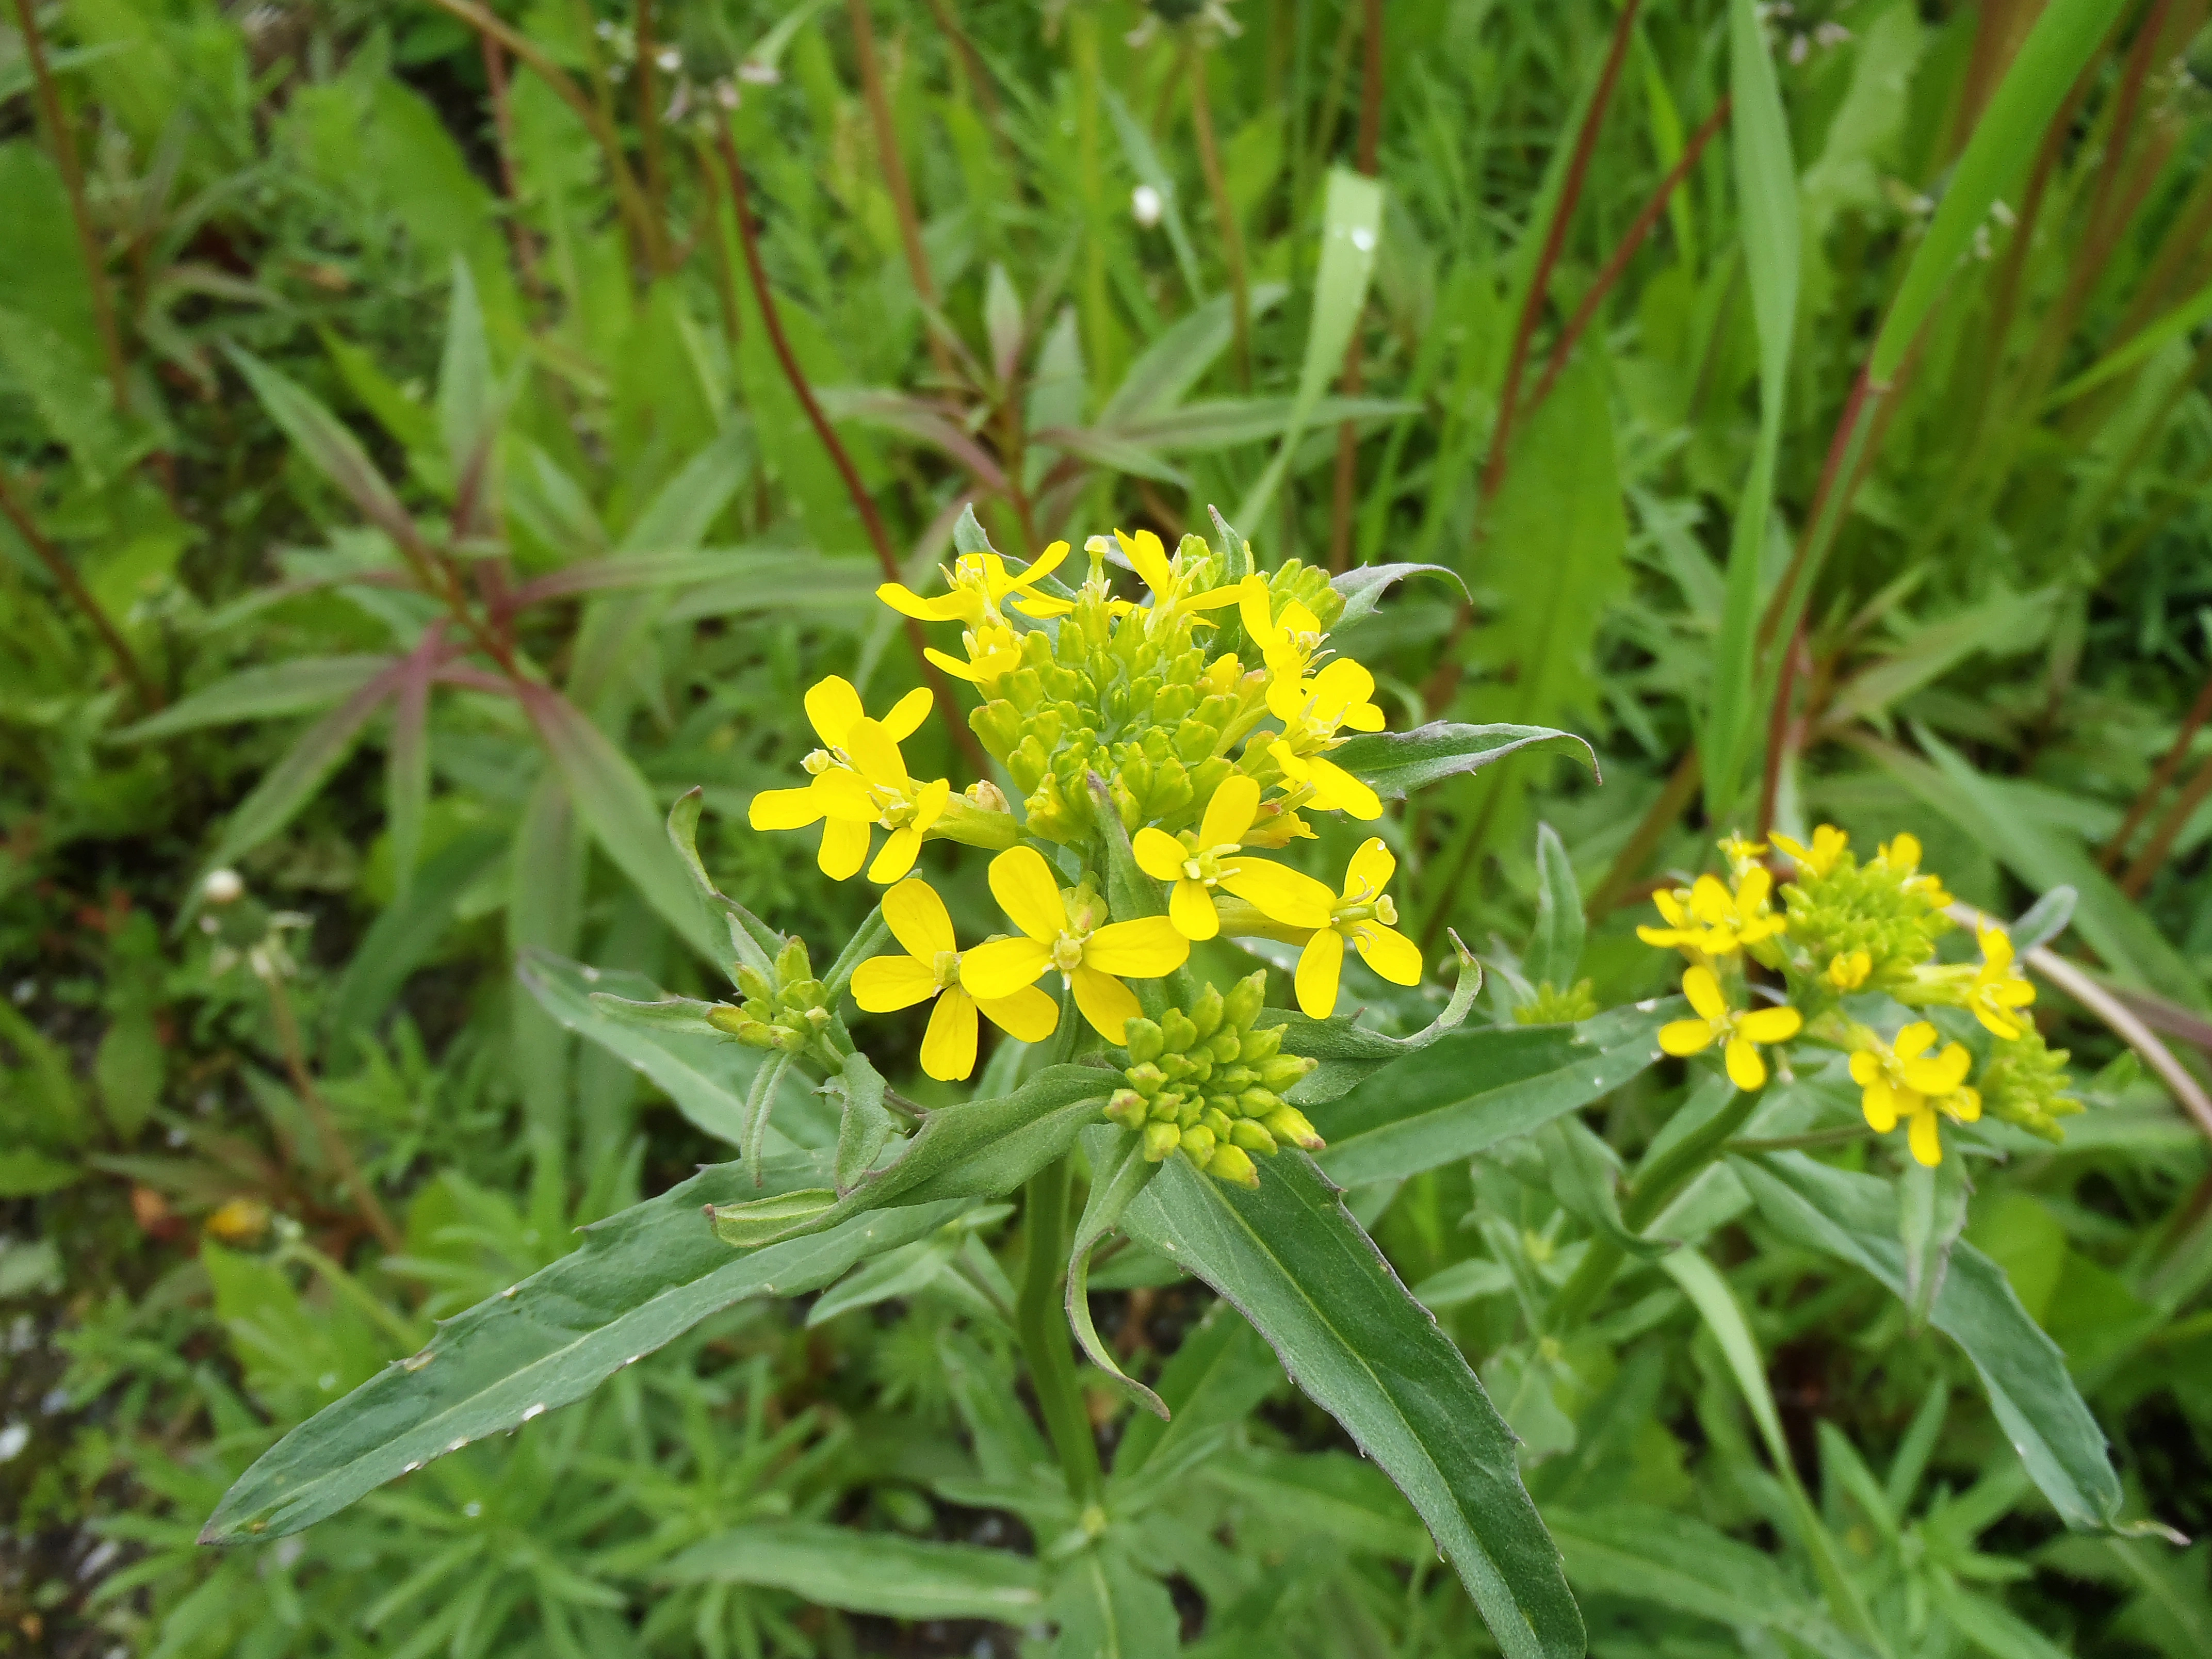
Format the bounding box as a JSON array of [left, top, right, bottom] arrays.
[[1547, 1087, 1760, 1332], [1018, 1156, 1103, 1504]]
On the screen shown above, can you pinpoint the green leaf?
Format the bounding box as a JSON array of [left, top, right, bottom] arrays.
[[225, 347, 426, 556], [114, 657, 397, 741], [1273, 937, 1485, 1104], [202, 668, 404, 877], [1704, 0, 1801, 822], [829, 1050, 896, 1194], [1330, 561, 1468, 629], [2044, 272, 2212, 410], [201, 1161, 961, 1542], [1047, 1547, 1181, 1659], [436, 255, 497, 484], [518, 950, 800, 1152], [666, 788, 782, 980], [1868, 0, 2130, 383], [520, 686, 724, 965], [657, 1522, 1043, 1620], [0, 1149, 83, 1198], [326, 827, 506, 1062], [1524, 822, 1585, 990], [0, 303, 140, 485], [1901, 1153, 1972, 1330], [1110, 1302, 1281, 1483], [1067, 1127, 1166, 1418], [1098, 288, 1289, 425], [1234, 167, 1385, 528], [1121, 1152, 1582, 1659], [1732, 1151, 2124, 1530], [1331, 721, 1597, 802], [1546, 1506, 1864, 1659], [1312, 1005, 1670, 1186]]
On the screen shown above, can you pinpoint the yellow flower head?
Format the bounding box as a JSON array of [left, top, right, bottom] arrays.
[[1267, 653, 1387, 736], [1717, 834, 1768, 877], [1132, 775, 1337, 941], [749, 678, 945, 880], [1826, 949, 1873, 990], [1239, 574, 1327, 682], [1772, 824, 1849, 879], [1109, 528, 1243, 627], [958, 847, 1190, 1042], [925, 620, 1026, 689], [1637, 867, 1784, 957], [850, 879, 1059, 1080], [1849, 1021, 1981, 1166], [1657, 966, 1802, 1091], [877, 541, 1072, 628], [1966, 920, 2036, 1040], [1877, 832, 1953, 910], [1293, 838, 1422, 1018]]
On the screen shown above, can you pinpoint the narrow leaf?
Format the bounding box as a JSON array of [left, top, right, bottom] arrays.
[[202, 666, 405, 875], [1331, 722, 1597, 801], [116, 657, 395, 742], [658, 1523, 1042, 1619]]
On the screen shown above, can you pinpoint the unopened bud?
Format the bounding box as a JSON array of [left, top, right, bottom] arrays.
[[1207, 1143, 1259, 1188], [1142, 1120, 1182, 1162], [202, 868, 246, 905]]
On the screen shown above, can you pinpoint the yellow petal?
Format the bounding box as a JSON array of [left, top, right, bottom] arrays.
[[912, 777, 951, 831], [1978, 923, 2014, 972], [1993, 979, 2036, 1007], [875, 581, 972, 622], [1687, 874, 1732, 924], [1184, 584, 1244, 610], [1200, 774, 1262, 848], [925, 645, 990, 682], [1947, 1085, 1982, 1124], [1658, 1019, 1717, 1057], [1010, 591, 1075, 617], [882, 686, 934, 742], [819, 818, 871, 881], [1737, 1005, 1802, 1044], [1238, 574, 1277, 644], [1295, 926, 1346, 1019], [1343, 836, 1395, 900], [1340, 700, 1386, 733], [1908, 1107, 1943, 1167], [810, 769, 879, 821], [1132, 826, 1188, 883], [1902, 1042, 1972, 1094], [804, 676, 864, 745], [843, 718, 909, 792], [1068, 965, 1141, 1044], [1015, 539, 1069, 587], [988, 846, 1068, 942], [920, 986, 980, 1081], [1265, 671, 1308, 725], [1681, 965, 1726, 1021], [1217, 858, 1336, 929], [1084, 916, 1191, 978], [852, 954, 940, 1013], [868, 825, 921, 884], [1737, 865, 1772, 912], [1725, 1037, 1768, 1092], [1861, 1079, 1898, 1132], [1352, 922, 1423, 987], [882, 876, 955, 961], [1169, 878, 1220, 940], [975, 983, 1060, 1044], [1894, 1022, 1937, 1061], [750, 782, 828, 831], [1973, 1005, 2024, 1040], [1305, 754, 1382, 820], [1311, 656, 1374, 717], [1849, 1051, 1879, 1085], [1118, 527, 1173, 593], [958, 936, 1054, 998]]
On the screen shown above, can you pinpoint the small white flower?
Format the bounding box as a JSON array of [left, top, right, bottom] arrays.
[[203, 868, 245, 905], [1131, 184, 1164, 228]]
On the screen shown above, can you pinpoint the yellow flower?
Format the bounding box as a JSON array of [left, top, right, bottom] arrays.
[[851, 879, 1059, 1080], [1112, 528, 1243, 624], [877, 541, 1071, 627], [1267, 653, 1386, 734], [925, 620, 1025, 688], [1849, 1021, 1981, 1166], [1877, 832, 1953, 909], [1637, 867, 1785, 956], [1717, 834, 1767, 876], [1657, 966, 1802, 1090], [958, 847, 1190, 1042], [1293, 838, 1422, 1018], [1239, 575, 1326, 681], [1772, 824, 1849, 877], [749, 677, 939, 880], [1267, 739, 1382, 821], [1131, 775, 1338, 940], [1827, 949, 1873, 990], [1965, 920, 2036, 1039]]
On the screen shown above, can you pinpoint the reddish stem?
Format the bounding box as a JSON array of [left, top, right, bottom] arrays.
[[1328, 0, 1386, 574], [2121, 749, 2212, 900], [1479, 0, 1644, 506], [2104, 667, 2212, 871], [1530, 96, 1731, 416], [712, 123, 988, 777], [0, 468, 161, 710]]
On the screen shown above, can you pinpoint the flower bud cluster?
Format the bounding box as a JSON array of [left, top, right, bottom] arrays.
[[1104, 970, 1321, 1187], [1976, 1024, 2082, 1142], [1777, 843, 1952, 1009], [709, 936, 832, 1054], [1513, 979, 1599, 1026]]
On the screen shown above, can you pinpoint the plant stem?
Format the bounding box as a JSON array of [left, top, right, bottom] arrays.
[[1327, 0, 1385, 574], [848, 0, 954, 380], [2103, 665, 2212, 870], [1189, 46, 1251, 392], [1756, 626, 1810, 838], [259, 968, 403, 1255], [2120, 748, 2212, 901], [634, 0, 668, 227], [0, 467, 160, 710], [12, 0, 129, 415], [711, 123, 989, 778], [1528, 96, 1731, 417], [1018, 1156, 1103, 1503], [477, 31, 546, 307], [1479, 0, 1642, 507]]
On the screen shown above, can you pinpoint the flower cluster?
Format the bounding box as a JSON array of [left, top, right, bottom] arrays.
[[1644, 826, 2077, 1166], [728, 522, 1429, 1185], [1105, 972, 1321, 1188], [708, 936, 835, 1054]]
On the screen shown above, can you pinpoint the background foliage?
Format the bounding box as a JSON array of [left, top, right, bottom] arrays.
[[4, 0, 2212, 1654]]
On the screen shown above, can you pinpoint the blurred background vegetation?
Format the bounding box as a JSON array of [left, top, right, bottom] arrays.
[[3, 0, 2211, 1654]]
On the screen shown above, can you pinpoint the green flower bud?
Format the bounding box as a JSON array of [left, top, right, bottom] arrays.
[[1229, 1118, 1279, 1156], [1264, 1105, 1323, 1150], [774, 935, 814, 987], [1125, 1061, 1167, 1097], [1143, 1121, 1182, 1162], [1124, 1018, 1165, 1064], [1224, 971, 1265, 1031], [736, 965, 774, 1004], [1107, 1089, 1147, 1129], [1181, 1124, 1216, 1165], [1208, 1142, 1260, 1188], [1188, 984, 1225, 1039]]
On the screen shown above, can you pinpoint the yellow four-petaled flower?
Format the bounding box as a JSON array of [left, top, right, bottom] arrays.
[[1966, 919, 2036, 1039], [1132, 776, 1337, 941], [851, 879, 1058, 1081], [1850, 1020, 1980, 1166], [1657, 966, 1802, 1090], [1293, 838, 1422, 1018], [749, 677, 948, 882]]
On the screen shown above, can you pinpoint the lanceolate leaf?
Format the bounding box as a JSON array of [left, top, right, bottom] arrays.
[[1313, 1004, 1671, 1186], [202, 664, 406, 876], [202, 1160, 961, 1543], [1332, 722, 1597, 801], [1330, 561, 1468, 629], [225, 347, 427, 557], [1732, 1151, 2124, 1530], [1121, 1151, 1583, 1659], [657, 1523, 1043, 1620], [116, 656, 397, 741]]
